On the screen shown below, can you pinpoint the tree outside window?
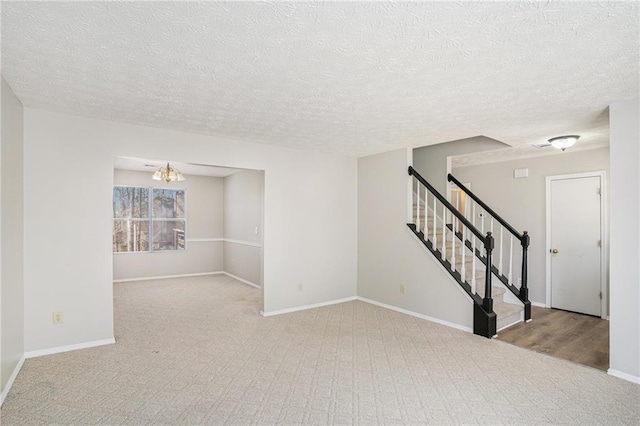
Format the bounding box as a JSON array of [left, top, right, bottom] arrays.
[[113, 186, 186, 253]]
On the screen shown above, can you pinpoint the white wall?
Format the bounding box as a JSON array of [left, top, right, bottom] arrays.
[[358, 148, 473, 330], [413, 136, 508, 195], [1, 78, 24, 397], [452, 148, 610, 307], [223, 170, 264, 286], [609, 99, 640, 381], [22, 108, 357, 352], [113, 169, 224, 281]]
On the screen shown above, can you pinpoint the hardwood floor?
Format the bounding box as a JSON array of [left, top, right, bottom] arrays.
[[497, 306, 609, 371]]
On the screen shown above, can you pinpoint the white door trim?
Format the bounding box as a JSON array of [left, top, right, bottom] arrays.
[[545, 171, 607, 319]]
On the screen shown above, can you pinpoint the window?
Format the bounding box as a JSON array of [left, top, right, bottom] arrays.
[[151, 188, 186, 251], [113, 186, 186, 253]]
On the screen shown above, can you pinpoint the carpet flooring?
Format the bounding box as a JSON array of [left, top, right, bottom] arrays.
[[1, 275, 639, 424]]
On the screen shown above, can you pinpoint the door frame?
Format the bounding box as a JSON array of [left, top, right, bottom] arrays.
[[545, 171, 608, 319]]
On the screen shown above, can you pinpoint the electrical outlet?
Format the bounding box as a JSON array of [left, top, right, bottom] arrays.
[[53, 311, 63, 325], [400, 284, 406, 294], [298, 284, 303, 291]]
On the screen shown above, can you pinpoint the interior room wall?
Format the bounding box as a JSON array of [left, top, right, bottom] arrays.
[[1, 78, 25, 399], [223, 170, 264, 287], [22, 108, 357, 353], [609, 99, 640, 381], [451, 148, 610, 308], [358, 148, 473, 330], [412, 136, 508, 195], [113, 169, 224, 281]]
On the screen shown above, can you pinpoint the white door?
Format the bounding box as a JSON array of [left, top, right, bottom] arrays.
[[548, 174, 603, 317]]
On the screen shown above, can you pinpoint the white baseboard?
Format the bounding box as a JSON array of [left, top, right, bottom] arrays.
[[113, 271, 223, 283], [260, 294, 474, 335], [531, 301, 547, 308], [260, 296, 357, 317], [356, 296, 473, 333], [0, 355, 26, 407], [25, 338, 116, 359], [223, 272, 260, 289], [607, 368, 640, 384]]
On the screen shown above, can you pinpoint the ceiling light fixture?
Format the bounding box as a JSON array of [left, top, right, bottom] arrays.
[[152, 162, 185, 183], [548, 135, 580, 151]]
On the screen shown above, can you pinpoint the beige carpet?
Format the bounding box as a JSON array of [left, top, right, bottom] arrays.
[[2, 275, 639, 425]]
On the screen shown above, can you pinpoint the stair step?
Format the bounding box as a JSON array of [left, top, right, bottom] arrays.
[[475, 285, 506, 300], [494, 301, 523, 317], [421, 229, 446, 237], [454, 255, 475, 268], [495, 301, 524, 331]]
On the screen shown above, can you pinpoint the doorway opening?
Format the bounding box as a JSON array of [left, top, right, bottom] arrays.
[[112, 156, 265, 313]]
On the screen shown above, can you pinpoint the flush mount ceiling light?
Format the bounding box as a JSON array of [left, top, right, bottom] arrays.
[[152, 162, 185, 183], [548, 135, 580, 151]]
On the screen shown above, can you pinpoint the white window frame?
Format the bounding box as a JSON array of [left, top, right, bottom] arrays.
[[113, 185, 187, 254]]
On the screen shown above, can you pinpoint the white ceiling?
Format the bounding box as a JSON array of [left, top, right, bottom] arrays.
[[114, 157, 243, 178], [2, 2, 638, 161]]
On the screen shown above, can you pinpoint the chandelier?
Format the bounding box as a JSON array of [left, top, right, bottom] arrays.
[[152, 163, 185, 183]]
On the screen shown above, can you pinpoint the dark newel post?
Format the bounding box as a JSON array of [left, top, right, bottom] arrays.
[[520, 231, 531, 321], [483, 232, 494, 313]]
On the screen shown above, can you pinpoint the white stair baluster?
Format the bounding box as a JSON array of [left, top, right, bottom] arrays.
[[464, 196, 469, 243], [490, 218, 494, 269], [509, 234, 514, 285], [414, 178, 420, 231], [481, 209, 484, 234], [471, 231, 477, 294], [461, 225, 466, 283], [432, 193, 437, 247], [499, 226, 504, 276], [415, 180, 420, 232], [451, 215, 456, 271], [441, 204, 446, 260]]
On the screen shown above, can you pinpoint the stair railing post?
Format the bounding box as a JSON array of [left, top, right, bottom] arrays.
[[520, 231, 531, 320], [483, 232, 494, 313]]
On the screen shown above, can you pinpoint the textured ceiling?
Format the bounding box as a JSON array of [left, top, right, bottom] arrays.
[[2, 1, 638, 159]]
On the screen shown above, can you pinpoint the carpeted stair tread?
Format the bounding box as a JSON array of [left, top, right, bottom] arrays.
[[475, 284, 506, 300], [494, 301, 524, 317]]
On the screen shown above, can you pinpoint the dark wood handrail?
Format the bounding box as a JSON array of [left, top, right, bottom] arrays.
[[448, 173, 524, 241], [409, 166, 487, 243]]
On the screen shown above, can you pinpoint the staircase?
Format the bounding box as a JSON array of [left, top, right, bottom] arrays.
[[407, 167, 531, 338]]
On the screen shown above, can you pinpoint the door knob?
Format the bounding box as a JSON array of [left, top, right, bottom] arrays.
[[551, 248, 559, 254]]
